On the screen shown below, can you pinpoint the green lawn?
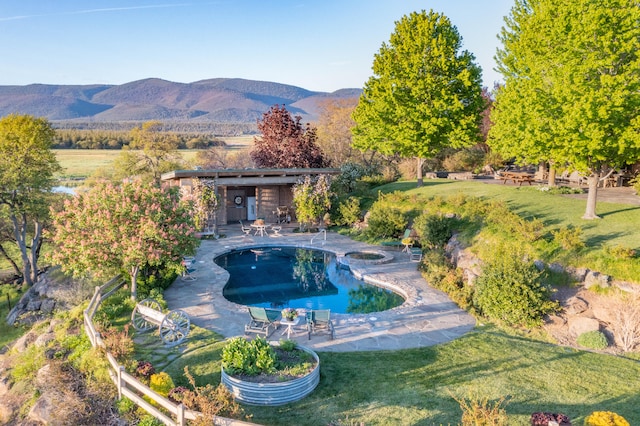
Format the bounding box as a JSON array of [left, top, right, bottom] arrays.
[[135, 324, 640, 426], [376, 179, 640, 282]]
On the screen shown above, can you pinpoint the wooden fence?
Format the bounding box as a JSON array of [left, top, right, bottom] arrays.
[[83, 276, 256, 426]]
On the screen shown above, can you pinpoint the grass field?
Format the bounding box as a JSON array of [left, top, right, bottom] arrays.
[[52, 135, 257, 179], [133, 321, 640, 426], [54, 149, 204, 179]]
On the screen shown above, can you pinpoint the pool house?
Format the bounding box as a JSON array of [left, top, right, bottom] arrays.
[[161, 168, 340, 229]]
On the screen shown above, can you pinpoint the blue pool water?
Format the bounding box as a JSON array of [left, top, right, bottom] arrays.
[[215, 247, 404, 314]]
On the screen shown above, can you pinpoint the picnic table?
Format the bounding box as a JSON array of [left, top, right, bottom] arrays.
[[498, 171, 535, 186]]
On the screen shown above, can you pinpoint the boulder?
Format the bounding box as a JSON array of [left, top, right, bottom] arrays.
[[11, 331, 38, 353], [614, 280, 640, 295], [26, 299, 42, 311], [564, 296, 588, 315], [40, 299, 56, 314], [548, 262, 565, 274], [584, 271, 610, 289], [0, 400, 14, 425], [591, 305, 615, 324], [568, 316, 600, 336], [28, 394, 53, 425], [34, 332, 56, 348], [566, 266, 589, 282]]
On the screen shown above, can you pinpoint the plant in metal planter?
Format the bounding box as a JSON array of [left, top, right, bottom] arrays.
[[220, 337, 320, 406]]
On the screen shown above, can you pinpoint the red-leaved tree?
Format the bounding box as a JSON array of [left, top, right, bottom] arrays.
[[48, 181, 198, 300], [250, 104, 329, 168]]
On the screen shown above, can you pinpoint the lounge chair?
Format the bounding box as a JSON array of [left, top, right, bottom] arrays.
[[244, 307, 281, 337], [381, 229, 411, 250], [306, 309, 335, 340]]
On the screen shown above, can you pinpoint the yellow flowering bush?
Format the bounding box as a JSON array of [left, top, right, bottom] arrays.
[[584, 411, 630, 426], [150, 372, 175, 397]]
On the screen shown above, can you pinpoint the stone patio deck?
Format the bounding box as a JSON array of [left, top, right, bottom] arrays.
[[164, 226, 476, 352]]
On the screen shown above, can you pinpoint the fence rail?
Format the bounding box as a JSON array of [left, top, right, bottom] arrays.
[[84, 276, 256, 426]]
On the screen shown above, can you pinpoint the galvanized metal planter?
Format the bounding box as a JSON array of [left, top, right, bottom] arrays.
[[221, 344, 320, 406]]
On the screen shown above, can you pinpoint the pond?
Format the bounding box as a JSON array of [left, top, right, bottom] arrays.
[[215, 247, 404, 314]]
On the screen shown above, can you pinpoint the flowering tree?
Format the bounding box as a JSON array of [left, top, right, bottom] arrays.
[[48, 180, 198, 300], [292, 175, 331, 231]]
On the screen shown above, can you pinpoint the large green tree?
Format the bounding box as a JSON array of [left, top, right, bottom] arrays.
[[48, 180, 198, 300], [112, 121, 182, 184], [0, 114, 61, 286], [490, 0, 640, 219], [351, 10, 485, 186]]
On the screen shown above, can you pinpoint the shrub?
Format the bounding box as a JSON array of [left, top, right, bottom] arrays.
[[116, 397, 137, 416], [630, 175, 640, 195], [100, 325, 134, 361], [611, 295, 640, 352], [136, 360, 156, 382], [168, 386, 189, 403], [138, 415, 164, 426], [364, 196, 409, 240], [576, 330, 608, 350], [584, 411, 630, 426], [136, 264, 179, 300], [335, 196, 361, 226], [181, 366, 247, 424], [552, 226, 585, 251], [451, 392, 508, 426], [442, 148, 486, 173], [602, 244, 636, 260], [421, 250, 474, 310], [94, 290, 135, 325], [413, 213, 455, 249], [473, 250, 559, 328], [150, 371, 175, 397], [221, 336, 277, 376], [531, 411, 571, 425], [331, 162, 370, 194]]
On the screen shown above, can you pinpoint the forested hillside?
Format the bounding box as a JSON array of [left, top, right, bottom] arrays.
[[0, 78, 361, 135]]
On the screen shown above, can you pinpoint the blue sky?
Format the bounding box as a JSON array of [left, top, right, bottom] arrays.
[[1, 0, 513, 92]]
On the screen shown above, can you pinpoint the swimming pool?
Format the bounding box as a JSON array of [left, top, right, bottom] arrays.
[[215, 247, 404, 314]]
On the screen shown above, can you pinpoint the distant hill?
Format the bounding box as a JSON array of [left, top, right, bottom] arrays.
[[0, 78, 362, 132]]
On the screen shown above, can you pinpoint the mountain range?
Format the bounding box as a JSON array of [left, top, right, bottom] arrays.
[[0, 78, 362, 127]]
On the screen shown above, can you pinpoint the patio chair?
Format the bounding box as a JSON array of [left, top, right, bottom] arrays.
[[239, 220, 252, 236], [244, 307, 281, 337], [410, 247, 423, 262], [180, 257, 197, 281], [381, 229, 411, 250], [306, 309, 335, 340]]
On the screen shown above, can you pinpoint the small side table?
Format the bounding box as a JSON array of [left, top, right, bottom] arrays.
[[280, 316, 303, 339]]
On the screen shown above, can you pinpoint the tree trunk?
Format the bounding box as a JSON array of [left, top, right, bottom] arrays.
[[416, 157, 424, 187], [0, 244, 21, 277], [582, 174, 600, 220], [29, 221, 43, 284], [130, 265, 140, 301], [10, 212, 33, 286], [547, 167, 557, 187]]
